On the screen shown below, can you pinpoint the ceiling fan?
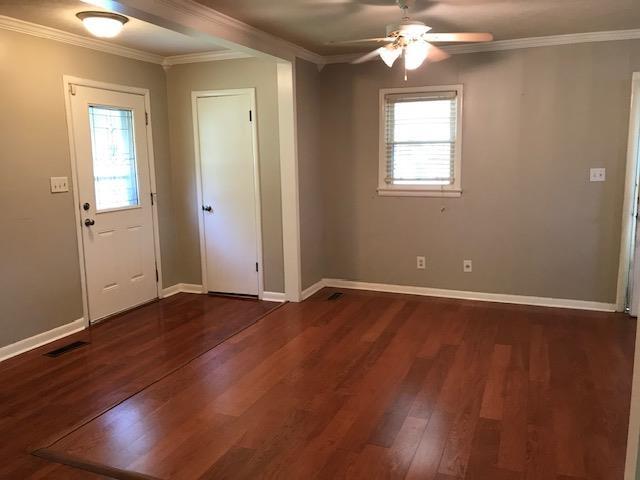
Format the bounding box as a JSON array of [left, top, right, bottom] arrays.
[[328, 0, 493, 73]]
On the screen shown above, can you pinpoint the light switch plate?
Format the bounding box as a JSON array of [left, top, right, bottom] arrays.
[[50, 176, 69, 193], [463, 260, 473, 273], [590, 168, 606, 182]]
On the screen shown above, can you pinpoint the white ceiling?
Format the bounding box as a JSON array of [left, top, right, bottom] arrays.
[[0, 0, 230, 56], [196, 0, 640, 55]]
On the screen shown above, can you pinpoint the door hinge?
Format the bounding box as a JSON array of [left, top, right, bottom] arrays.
[[150, 192, 155, 206], [255, 262, 259, 272], [69, 84, 76, 96], [155, 266, 159, 282], [249, 110, 252, 122], [145, 112, 149, 125]]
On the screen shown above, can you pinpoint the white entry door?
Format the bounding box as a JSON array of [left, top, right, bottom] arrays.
[[70, 85, 158, 321], [195, 91, 260, 296]]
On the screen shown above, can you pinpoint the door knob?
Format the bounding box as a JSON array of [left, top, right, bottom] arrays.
[[202, 205, 213, 212], [84, 219, 95, 227]]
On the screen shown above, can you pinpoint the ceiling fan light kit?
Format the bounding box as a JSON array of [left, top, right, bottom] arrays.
[[403, 41, 429, 70], [331, 0, 493, 78], [379, 43, 402, 67]]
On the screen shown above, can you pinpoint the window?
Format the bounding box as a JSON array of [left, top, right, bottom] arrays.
[[378, 85, 463, 197], [88, 106, 140, 211]]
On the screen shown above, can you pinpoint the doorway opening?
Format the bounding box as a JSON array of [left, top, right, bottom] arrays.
[[618, 72, 640, 314], [618, 71, 640, 480]]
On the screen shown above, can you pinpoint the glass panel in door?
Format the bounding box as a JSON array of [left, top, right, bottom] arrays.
[[88, 106, 140, 211]]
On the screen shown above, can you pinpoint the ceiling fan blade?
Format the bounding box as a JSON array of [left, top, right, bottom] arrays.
[[426, 44, 450, 63], [422, 32, 494, 43], [327, 37, 394, 45], [351, 48, 384, 64]]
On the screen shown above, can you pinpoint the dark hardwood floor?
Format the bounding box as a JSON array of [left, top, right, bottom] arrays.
[[0, 293, 279, 479], [1, 288, 635, 479]]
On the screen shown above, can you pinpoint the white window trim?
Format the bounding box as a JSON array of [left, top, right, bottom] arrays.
[[378, 84, 464, 197]]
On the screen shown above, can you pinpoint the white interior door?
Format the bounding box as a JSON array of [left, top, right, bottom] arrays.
[[70, 85, 158, 321], [196, 92, 260, 296]]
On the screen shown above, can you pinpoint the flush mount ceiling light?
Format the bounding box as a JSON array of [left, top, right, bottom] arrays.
[[76, 11, 129, 38]]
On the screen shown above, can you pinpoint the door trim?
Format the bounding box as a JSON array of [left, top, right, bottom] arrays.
[[191, 88, 265, 299], [617, 72, 640, 313], [619, 71, 640, 480], [62, 75, 163, 324]]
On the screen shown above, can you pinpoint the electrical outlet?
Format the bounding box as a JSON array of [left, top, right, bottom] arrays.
[[590, 168, 606, 182], [50, 176, 69, 193], [463, 260, 473, 272], [416, 256, 426, 270]]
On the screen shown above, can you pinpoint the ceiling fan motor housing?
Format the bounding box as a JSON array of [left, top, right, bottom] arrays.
[[386, 20, 431, 39]]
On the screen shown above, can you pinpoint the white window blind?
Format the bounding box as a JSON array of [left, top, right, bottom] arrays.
[[383, 90, 458, 187]]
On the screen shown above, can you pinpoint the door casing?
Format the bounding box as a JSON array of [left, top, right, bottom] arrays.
[[192, 88, 264, 299], [617, 72, 640, 314], [63, 76, 163, 325]]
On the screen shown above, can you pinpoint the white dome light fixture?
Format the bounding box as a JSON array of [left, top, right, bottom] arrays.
[[76, 11, 129, 38]]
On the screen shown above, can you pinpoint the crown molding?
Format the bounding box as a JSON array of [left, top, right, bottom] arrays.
[[3, 11, 640, 69], [0, 14, 257, 68], [443, 28, 640, 55], [114, 0, 324, 64], [167, 0, 324, 64], [163, 49, 251, 67], [0, 15, 164, 65], [322, 28, 640, 64]]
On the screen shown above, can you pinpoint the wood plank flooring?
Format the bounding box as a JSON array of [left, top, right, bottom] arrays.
[[0, 293, 279, 479], [14, 288, 635, 479]]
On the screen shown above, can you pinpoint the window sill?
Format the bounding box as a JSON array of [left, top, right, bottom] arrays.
[[377, 188, 462, 198]]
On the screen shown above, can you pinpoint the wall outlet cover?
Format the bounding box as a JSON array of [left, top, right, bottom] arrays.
[[589, 168, 606, 182], [416, 256, 426, 270]]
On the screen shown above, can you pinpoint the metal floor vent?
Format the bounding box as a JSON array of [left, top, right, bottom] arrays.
[[45, 341, 89, 357], [327, 292, 344, 301]]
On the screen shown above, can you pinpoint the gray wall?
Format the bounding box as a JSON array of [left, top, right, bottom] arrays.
[[296, 59, 325, 290], [165, 58, 284, 292], [317, 40, 640, 303], [3, 27, 639, 350], [0, 29, 176, 348]]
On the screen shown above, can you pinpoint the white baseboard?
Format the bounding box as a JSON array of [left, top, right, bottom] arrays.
[[262, 291, 286, 302], [162, 284, 286, 303], [181, 283, 204, 294], [161, 283, 204, 298], [301, 279, 327, 300], [322, 278, 617, 312], [0, 318, 86, 362]]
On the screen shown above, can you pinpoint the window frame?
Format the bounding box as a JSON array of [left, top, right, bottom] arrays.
[[378, 84, 464, 197]]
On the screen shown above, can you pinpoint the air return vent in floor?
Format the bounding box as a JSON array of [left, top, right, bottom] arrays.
[[45, 341, 89, 357], [327, 292, 344, 301]]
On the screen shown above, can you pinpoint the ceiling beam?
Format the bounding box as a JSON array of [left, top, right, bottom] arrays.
[[83, 0, 324, 63]]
